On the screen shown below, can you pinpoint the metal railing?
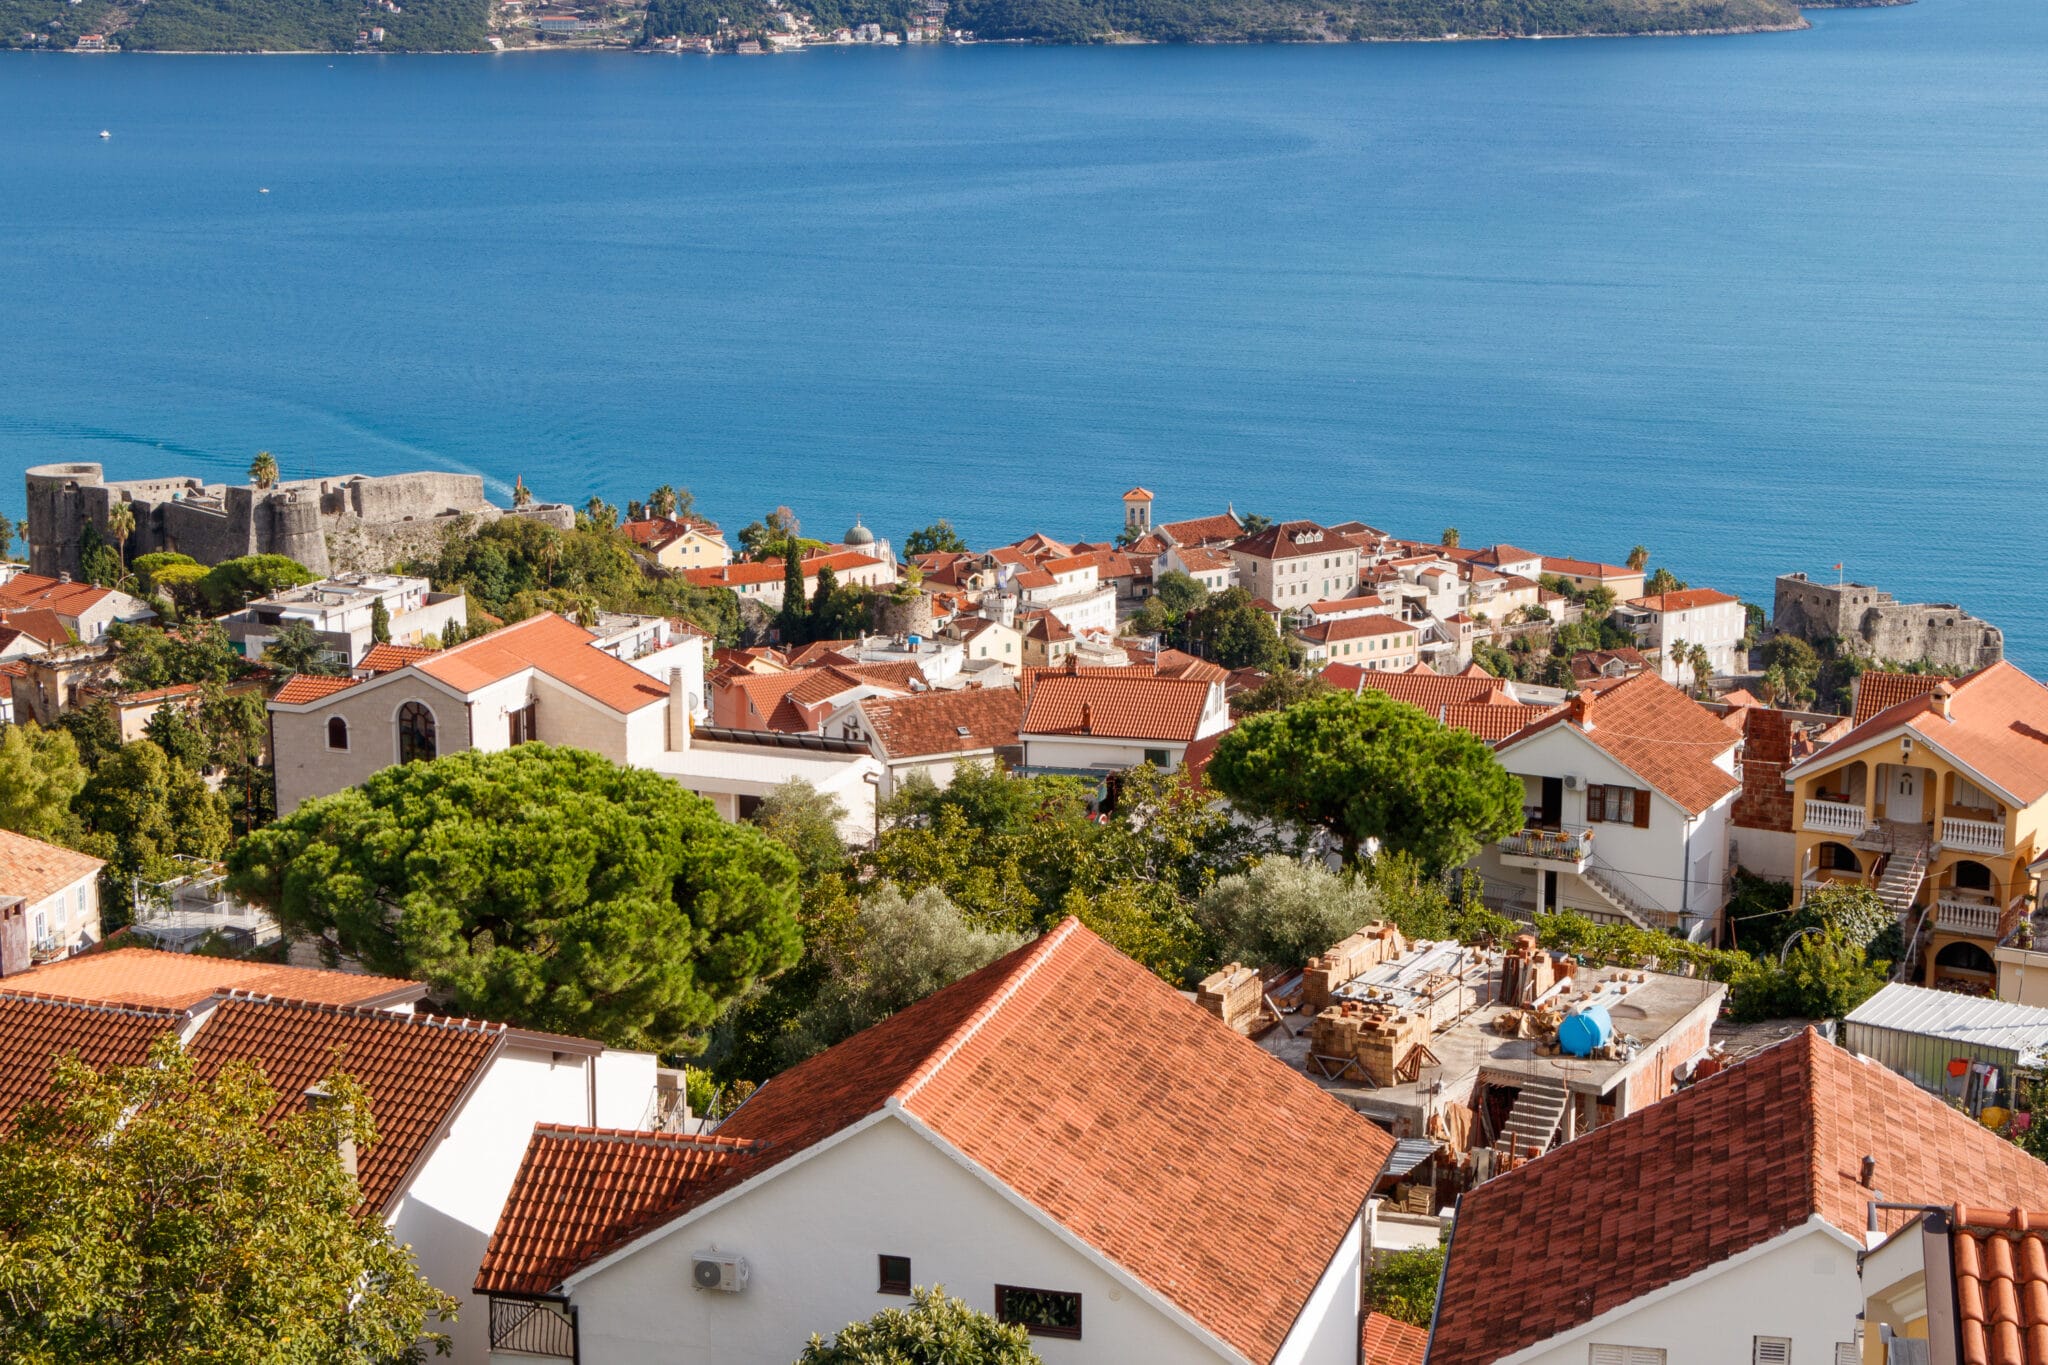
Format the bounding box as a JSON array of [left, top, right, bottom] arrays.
[[489, 1297, 576, 1360], [1498, 825, 1594, 863], [1803, 799, 1868, 837], [1940, 815, 2007, 856]]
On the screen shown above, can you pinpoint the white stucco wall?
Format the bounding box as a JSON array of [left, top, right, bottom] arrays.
[[561, 1114, 1312, 1365], [1272, 1219, 1363, 1365], [23, 872, 100, 954], [1508, 1222, 1864, 1365]]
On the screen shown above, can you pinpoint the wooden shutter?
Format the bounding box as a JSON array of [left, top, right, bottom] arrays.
[[1753, 1338, 1791, 1365], [1632, 787, 1651, 829], [1587, 784, 1606, 823]]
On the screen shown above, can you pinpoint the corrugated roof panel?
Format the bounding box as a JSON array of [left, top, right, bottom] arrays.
[[1844, 983, 2048, 1066]]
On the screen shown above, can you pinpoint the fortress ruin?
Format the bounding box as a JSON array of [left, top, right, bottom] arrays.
[[1773, 572, 2003, 673]]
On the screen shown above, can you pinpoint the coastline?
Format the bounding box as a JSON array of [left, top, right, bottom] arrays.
[[10, 0, 1913, 56]]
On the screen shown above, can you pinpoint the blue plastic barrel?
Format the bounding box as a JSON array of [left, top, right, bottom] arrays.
[[1556, 1004, 1614, 1057]]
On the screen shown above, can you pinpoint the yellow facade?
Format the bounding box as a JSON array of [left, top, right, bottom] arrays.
[[1791, 731, 2043, 990]]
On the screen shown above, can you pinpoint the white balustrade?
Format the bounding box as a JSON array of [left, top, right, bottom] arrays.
[[1803, 800, 1868, 837], [1935, 898, 2002, 936], [1942, 815, 2007, 855]]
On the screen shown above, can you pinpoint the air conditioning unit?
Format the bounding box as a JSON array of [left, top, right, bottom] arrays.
[[691, 1253, 748, 1293], [1562, 774, 1581, 790]]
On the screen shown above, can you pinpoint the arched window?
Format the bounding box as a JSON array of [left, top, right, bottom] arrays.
[[397, 702, 437, 764], [1954, 860, 1994, 892], [326, 716, 349, 751], [1818, 843, 1860, 874], [1935, 941, 1996, 975]]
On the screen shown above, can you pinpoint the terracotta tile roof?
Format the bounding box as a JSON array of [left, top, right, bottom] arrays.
[[1500, 672, 1740, 815], [1324, 665, 1504, 712], [273, 673, 361, 705], [1126, 532, 1169, 555], [1230, 520, 1352, 562], [783, 640, 863, 668], [1854, 669, 1948, 726], [0, 993, 179, 1125], [0, 827, 105, 902], [1951, 1206, 2048, 1365], [1180, 726, 1230, 787], [357, 642, 436, 674], [1150, 647, 1230, 684], [117, 681, 203, 705], [1020, 673, 1214, 743], [1021, 612, 1073, 643], [0, 608, 70, 647], [1542, 554, 1635, 579], [1122, 486, 1154, 500], [415, 612, 667, 714], [620, 516, 721, 548], [1795, 663, 2048, 806], [1295, 614, 1417, 645], [476, 1126, 769, 1296], [0, 573, 130, 618], [13, 945, 425, 1011], [1627, 587, 1740, 612], [1157, 512, 1244, 547], [859, 687, 1024, 760], [1305, 594, 1386, 618], [716, 921, 1394, 1364], [1432, 1030, 2048, 1365], [1172, 545, 1237, 573], [187, 995, 505, 1211], [1362, 1311, 1428, 1365], [1441, 700, 1562, 743], [1469, 543, 1543, 566]]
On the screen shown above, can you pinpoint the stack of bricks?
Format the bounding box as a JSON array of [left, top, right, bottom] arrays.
[[1196, 963, 1264, 1034], [1301, 921, 1409, 1011], [1309, 1000, 1430, 1088], [1498, 935, 1572, 1008]]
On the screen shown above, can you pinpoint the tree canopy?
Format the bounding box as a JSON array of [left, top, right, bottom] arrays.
[[0, 725, 86, 845], [1206, 690, 1523, 868], [0, 1036, 457, 1363], [1182, 586, 1289, 672], [225, 745, 803, 1052], [796, 1286, 1039, 1365], [903, 520, 968, 556]]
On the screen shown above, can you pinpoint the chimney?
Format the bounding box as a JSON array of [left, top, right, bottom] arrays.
[[303, 1084, 358, 1178], [1930, 680, 1955, 720], [1080, 701, 1094, 734], [1566, 690, 1594, 731], [668, 667, 691, 752]]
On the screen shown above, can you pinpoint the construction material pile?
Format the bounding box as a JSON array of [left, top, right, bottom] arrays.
[[1301, 922, 1408, 1011], [1498, 933, 1573, 1007], [1196, 963, 1264, 1034], [1309, 999, 1430, 1088]]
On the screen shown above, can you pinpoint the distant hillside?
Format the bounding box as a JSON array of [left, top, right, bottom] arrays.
[[2, 0, 1831, 50]]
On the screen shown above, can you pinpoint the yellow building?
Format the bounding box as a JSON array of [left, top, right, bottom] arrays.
[[622, 516, 731, 571], [1785, 663, 2048, 993]]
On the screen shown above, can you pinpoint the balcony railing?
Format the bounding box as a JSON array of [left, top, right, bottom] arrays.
[[1941, 815, 2008, 856], [489, 1297, 576, 1360], [1499, 826, 1594, 863], [1936, 897, 2002, 937], [1803, 800, 1868, 837]]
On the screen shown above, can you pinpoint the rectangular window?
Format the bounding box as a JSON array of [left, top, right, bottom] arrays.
[[1588, 1348, 1665, 1365], [1754, 1338, 1792, 1365], [1144, 748, 1171, 768], [508, 703, 538, 746], [996, 1285, 1081, 1340], [878, 1255, 911, 1295], [1586, 784, 1647, 827]]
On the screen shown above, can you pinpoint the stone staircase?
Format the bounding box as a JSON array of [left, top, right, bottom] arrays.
[[1496, 1076, 1570, 1160], [1579, 857, 1659, 932], [1874, 831, 1932, 919]]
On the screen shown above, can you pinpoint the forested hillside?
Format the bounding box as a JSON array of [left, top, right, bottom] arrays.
[[1, 0, 483, 49]]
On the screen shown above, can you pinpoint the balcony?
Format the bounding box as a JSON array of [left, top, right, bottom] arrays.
[[1499, 825, 1593, 870], [1803, 799, 1869, 838], [1935, 896, 2002, 937], [1941, 815, 2008, 856]]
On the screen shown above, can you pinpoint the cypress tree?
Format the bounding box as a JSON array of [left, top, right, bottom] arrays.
[[777, 540, 808, 645]]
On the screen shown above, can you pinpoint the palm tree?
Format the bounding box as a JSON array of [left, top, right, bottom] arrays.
[[1441, 527, 1460, 549], [512, 476, 533, 509], [1627, 545, 1649, 572], [249, 451, 279, 489], [650, 485, 678, 520], [104, 501, 136, 571]]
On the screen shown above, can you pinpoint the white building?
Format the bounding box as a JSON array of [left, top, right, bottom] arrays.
[[1014, 555, 1119, 637], [220, 572, 469, 667], [1614, 588, 1747, 684], [1429, 1029, 2048, 1365], [1228, 522, 1361, 606], [0, 828, 105, 969], [474, 919, 1393, 1365], [1162, 544, 1239, 596], [1477, 673, 1740, 941], [843, 685, 1024, 798], [0, 572, 153, 642], [1017, 665, 1230, 775], [683, 550, 897, 611]]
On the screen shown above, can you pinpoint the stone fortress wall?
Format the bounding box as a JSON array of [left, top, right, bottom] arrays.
[[26, 463, 574, 580], [1773, 572, 2003, 673]]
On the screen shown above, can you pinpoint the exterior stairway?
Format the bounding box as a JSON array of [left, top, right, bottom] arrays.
[[1496, 1076, 1570, 1160], [1579, 857, 1659, 932], [1875, 836, 1931, 919]]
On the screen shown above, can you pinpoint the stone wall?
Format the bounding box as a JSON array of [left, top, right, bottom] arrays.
[[26, 462, 573, 581], [1772, 572, 2002, 672]]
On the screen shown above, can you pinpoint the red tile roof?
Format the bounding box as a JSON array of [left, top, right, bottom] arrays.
[[0, 573, 131, 618], [273, 673, 361, 705], [1295, 614, 1416, 645], [1363, 1311, 1428, 1365], [859, 687, 1024, 760], [1627, 587, 1740, 612], [1122, 486, 1154, 500], [0, 608, 70, 648], [0, 993, 179, 1125], [683, 550, 886, 591], [712, 921, 1389, 1362], [1500, 672, 1740, 815], [475, 1127, 770, 1295], [357, 642, 436, 674], [1951, 1206, 2048, 1365], [415, 612, 667, 714], [1020, 673, 1214, 743], [1441, 700, 1562, 743], [0, 827, 105, 903], [1324, 665, 1504, 712], [1541, 554, 1636, 580], [1230, 520, 1352, 562], [1854, 669, 1948, 726], [1149, 647, 1230, 684], [1432, 1030, 2048, 1365], [1172, 545, 1237, 573], [1795, 662, 2048, 806], [187, 995, 505, 1211], [1158, 512, 1244, 547], [13, 945, 425, 1011]]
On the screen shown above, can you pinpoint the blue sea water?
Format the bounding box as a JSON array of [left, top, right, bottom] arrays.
[[1, 6, 2044, 658]]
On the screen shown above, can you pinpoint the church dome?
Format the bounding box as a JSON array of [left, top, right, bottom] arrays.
[[845, 518, 875, 546]]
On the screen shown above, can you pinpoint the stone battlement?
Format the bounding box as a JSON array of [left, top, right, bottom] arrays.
[[1772, 572, 2002, 674], [26, 463, 573, 580]]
